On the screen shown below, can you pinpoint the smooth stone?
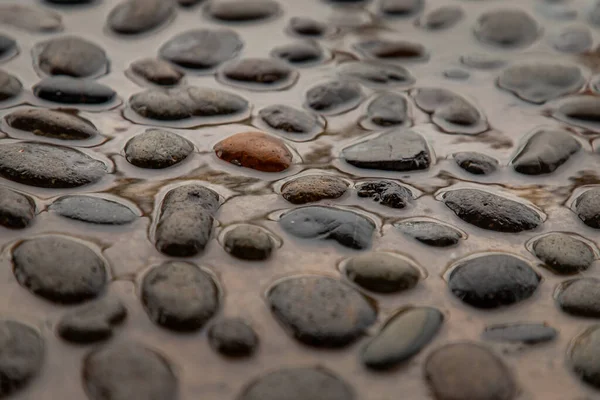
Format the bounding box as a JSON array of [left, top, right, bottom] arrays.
[[206, 0, 280, 22], [362, 307, 443, 369], [554, 96, 600, 124], [33, 76, 116, 105], [279, 206, 375, 250], [281, 175, 348, 204], [220, 58, 296, 88], [532, 233, 594, 274], [365, 93, 409, 127], [238, 367, 354, 400], [341, 129, 431, 172], [36, 36, 107, 78], [396, 220, 462, 247], [0, 5, 62, 32], [5, 109, 99, 141], [453, 152, 498, 175], [159, 29, 243, 70], [557, 278, 600, 317], [425, 343, 517, 400], [259, 105, 319, 134], [13, 236, 108, 304], [0, 142, 107, 188], [354, 39, 428, 61], [306, 80, 363, 114], [460, 53, 505, 70], [125, 129, 193, 169], [0, 34, 17, 60], [130, 58, 183, 86], [141, 262, 219, 331], [49, 196, 137, 225], [356, 180, 413, 209], [271, 42, 323, 64], [483, 323, 557, 344], [223, 225, 273, 261], [474, 9, 539, 49], [552, 26, 592, 53], [107, 0, 174, 34], [214, 131, 292, 172], [574, 188, 600, 229], [0, 320, 44, 397], [57, 297, 127, 343], [443, 189, 542, 233], [288, 17, 328, 37], [267, 275, 377, 347], [443, 68, 470, 80], [448, 254, 540, 309], [380, 0, 423, 17], [0, 70, 22, 101], [208, 318, 258, 357], [570, 325, 600, 389], [591, 0, 600, 27], [498, 63, 584, 104], [84, 341, 177, 400], [343, 252, 420, 293], [0, 187, 35, 229], [511, 128, 580, 175], [418, 6, 463, 30], [338, 62, 415, 87], [155, 184, 220, 257], [129, 86, 248, 121], [177, 0, 203, 5]]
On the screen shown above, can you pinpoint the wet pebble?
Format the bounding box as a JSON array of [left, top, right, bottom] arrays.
[[570, 325, 600, 389], [453, 152, 498, 175], [33, 76, 116, 105], [396, 220, 463, 247], [354, 39, 428, 61], [0, 70, 22, 102], [280, 206, 374, 250], [259, 105, 320, 135], [5, 109, 99, 141], [557, 278, 600, 317], [0, 142, 107, 188], [511, 128, 580, 175], [356, 180, 413, 209], [443, 68, 470, 80], [268, 275, 376, 346], [220, 58, 297, 90], [288, 17, 329, 37], [448, 254, 540, 309], [108, 0, 174, 35], [84, 341, 177, 400], [13, 236, 108, 304], [552, 26, 592, 54], [125, 129, 193, 169], [208, 318, 258, 357], [554, 96, 600, 126], [474, 9, 539, 49], [0, 34, 16, 61], [343, 252, 420, 293], [36, 36, 108, 78], [461, 53, 505, 70], [271, 42, 323, 65], [57, 297, 127, 343], [214, 131, 292, 172], [0, 187, 35, 229], [130, 58, 183, 86], [362, 307, 443, 370], [142, 262, 219, 331], [306, 80, 363, 114], [206, 0, 280, 22], [483, 323, 557, 344], [0, 5, 62, 33], [223, 225, 273, 261], [574, 188, 600, 229], [418, 6, 463, 30], [442, 189, 542, 233], [49, 196, 137, 225], [364, 93, 409, 127], [531, 233, 594, 274], [281, 175, 348, 204], [379, 0, 423, 17], [155, 184, 220, 257], [338, 62, 415, 87], [425, 343, 517, 400], [341, 129, 431, 172]]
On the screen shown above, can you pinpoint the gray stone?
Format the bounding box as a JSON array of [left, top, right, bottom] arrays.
[[552, 26, 592, 54], [557, 278, 600, 317], [418, 6, 463, 30], [474, 9, 539, 48], [356, 180, 413, 209], [0, 5, 62, 32], [125, 129, 193, 169], [338, 62, 414, 87], [396, 220, 463, 247], [206, 0, 280, 22], [483, 323, 557, 344], [208, 318, 258, 357], [354, 39, 428, 61], [555, 96, 600, 124], [380, 0, 423, 17], [130, 58, 183, 86], [271, 42, 323, 64], [511, 128, 581, 175], [365, 93, 409, 127], [570, 325, 600, 389], [108, 0, 174, 34], [306, 80, 363, 114], [36, 36, 108, 78], [288, 17, 328, 37], [454, 152, 498, 175], [50, 196, 138, 225], [574, 188, 600, 229], [5, 109, 99, 141], [531, 233, 594, 274], [259, 105, 319, 134], [33, 76, 116, 105], [224, 225, 273, 261], [220, 58, 296, 89], [58, 297, 127, 343], [0, 187, 35, 229], [281, 175, 348, 204], [343, 252, 420, 293], [460, 53, 505, 70], [0, 70, 21, 101]]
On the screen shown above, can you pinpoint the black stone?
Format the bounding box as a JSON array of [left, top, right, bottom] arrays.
[[418, 6, 463, 30], [288, 17, 328, 37], [552, 26, 592, 54], [33, 76, 116, 105], [224, 225, 273, 261], [130, 58, 184, 86], [206, 0, 280, 22], [354, 39, 428, 61], [557, 278, 600, 317], [570, 326, 600, 389], [155, 184, 220, 257], [271, 42, 323, 64], [448, 254, 541, 309], [5, 109, 99, 141], [36, 36, 108, 78], [142, 262, 219, 331], [454, 152, 498, 175], [443, 189, 542, 233], [50, 196, 137, 225], [259, 105, 319, 134], [343, 252, 420, 293], [356, 180, 413, 209], [483, 323, 557, 344], [574, 188, 600, 229], [107, 0, 174, 35], [279, 206, 374, 250], [13, 236, 108, 304], [511, 128, 581, 175], [380, 0, 423, 17], [396, 220, 463, 247], [58, 297, 127, 343], [281, 175, 348, 204], [0, 34, 16, 60], [474, 9, 539, 49], [306, 80, 363, 114], [0, 5, 62, 33], [531, 233, 594, 274], [267, 275, 377, 347], [365, 93, 408, 127], [338, 62, 415, 87], [0, 187, 35, 229], [125, 129, 193, 169], [208, 318, 258, 357], [220, 58, 296, 88], [0, 70, 22, 101]]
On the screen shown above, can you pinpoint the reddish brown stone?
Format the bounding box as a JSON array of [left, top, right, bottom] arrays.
[[214, 131, 292, 172]]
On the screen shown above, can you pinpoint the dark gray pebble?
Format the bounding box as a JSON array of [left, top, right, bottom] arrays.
[[0, 186, 35, 229], [206, 0, 280, 22], [557, 278, 600, 317], [574, 188, 600, 229], [36, 36, 108, 78], [224, 225, 273, 261], [474, 9, 539, 49], [33, 76, 116, 105], [531, 233, 594, 274], [0, 70, 22, 101], [365, 93, 409, 127], [511, 128, 581, 175], [259, 105, 319, 134], [0, 5, 62, 33], [220, 58, 297, 89], [5, 109, 99, 141], [0, 34, 17, 60], [338, 62, 415, 87], [130, 58, 184, 86], [208, 318, 258, 357], [343, 252, 420, 293], [552, 26, 593, 54], [271, 42, 323, 65], [107, 0, 174, 35], [396, 220, 463, 247], [354, 39, 428, 61], [281, 175, 348, 204], [453, 152, 498, 175], [356, 180, 413, 209], [418, 6, 463, 30], [483, 323, 557, 344], [58, 297, 127, 343], [570, 325, 600, 389], [288, 17, 329, 37], [306, 80, 363, 114], [49, 196, 137, 225], [125, 129, 193, 169]]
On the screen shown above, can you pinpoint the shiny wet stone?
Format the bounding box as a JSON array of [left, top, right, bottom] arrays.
[[0, 5, 62, 33], [418, 6, 463, 30], [379, 0, 423, 17], [473, 9, 539, 49], [354, 39, 428, 61], [557, 278, 600, 318], [205, 0, 280, 22], [343, 252, 420, 293], [36, 36, 108, 78], [57, 297, 127, 343], [570, 325, 600, 389], [356, 180, 413, 209], [271, 42, 323, 65], [107, 0, 174, 35], [223, 225, 273, 261], [287, 17, 329, 37], [5, 109, 99, 141], [267, 275, 377, 347], [33, 76, 116, 105], [130, 58, 184, 86], [259, 105, 319, 134], [552, 26, 593, 54], [453, 152, 498, 175], [531, 233, 594, 274], [396, 220, 463, 247], [574, 188, 600, 229], [364, 92, 409, 127], [0, 34, 16, 60], [511, 128, 580, 175], [214, 131, 292, 172], [281, 175, 348, 204], [306, 80, 363, 114], [13, 236, 108, 304], [337, 61, 415, 87], [0, 187, 35, 229], [208, 318, 259, 357], [553, 96, 600, 125], [125, 129, 193, 169], [448, 254, 540, 309], [49, 196, 137, 225], [483, 323, 557, 345], [0, 70, 22, 102], [219, 58, 297, 90]]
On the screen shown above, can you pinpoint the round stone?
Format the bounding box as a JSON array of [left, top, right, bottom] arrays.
[[574, 188, 600, 229], [208, 318, 259, 357], [107, 0, 174, 35], [125, 129, 194, 169], [287, 17, 329, 37], [453, 152, 498, 175], [223, 225, 273, 261], [474, 9, 539, 49], [570, 326, 600, 389], [49, 196, 138, 225], [36, 36, 108, 78], [0, 70, 22, 101], [557, 278, 600, 318], [354, 39, 428, 61], [343, 252, 420, 293], [281, 175, 348, 204], [531, 233, 594, 274], [214, 131, 292, 172]]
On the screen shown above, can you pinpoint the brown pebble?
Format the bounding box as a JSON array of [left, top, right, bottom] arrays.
[[214, 131, 292, 172]]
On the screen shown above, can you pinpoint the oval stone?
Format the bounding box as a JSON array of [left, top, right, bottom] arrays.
[[281, 175, 348, 204], [0, 70, 22, 102], [271, 42, 323, 65], [557, 278, 600, 317], [511, 128, 581, 175], [36, 36, 108, 78], [107, 0, 174, 35], [0, 5, 62, 33], [474, 9, 539, 49], [306, 80, 363, 114], [58, 297, 127, 343], [0, 35, 17, 61], [483, 323, 557, 345], [453, 152, 498, 175], [574, 188, 600, 229], [205, 0, 280, 22], [223, 225, 274, 261], [338, 62, 415, 88], [531, 233, 594, 274], [125, 129, 194, 169], [5, 109, 99, 141], [570, 326, 600, 389], [343, 252, 420, 293], [288, 17, 329, 37], [208, 318, 259, 357], [396, 220, 463, 247], [418, 6, 463, 30], [364, 92, 409, 127], [33, 76, 116, 105], [258, 105, 320, 135], [356, 180, 413, 209], [214, 131, 292, 172], [220, 58, 297, 90], [0, 187, 35, 229], [130, 58, 183, 86], [552, 26, 592, 54], [49, 196, 138, 225], [354, 39, 428, 61]]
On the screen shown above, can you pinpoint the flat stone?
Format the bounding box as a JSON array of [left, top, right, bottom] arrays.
[[570, 325, 600, 389], [338, 62, 415, 87], [206, 0, 280, 22], [483, 323, 557, 344], [425, 343, 517, 400], [130, 58, 183, 86], [214, 131, 292, 172], [267, 275, 377, 346], [0, 5, 62, 33], [574, 188, 600, 229], [396, 220, 463, 247], [341, 129, 431, 172], [418, 6, 463, 30], [279, 206, 375, 250], [223, 225, 273, 261], [155, 184, 220, 257], [532, 233, 594, 274], [271, 42, 323, 65], [554, 96, 600, 125], [33, 76, 116, 105], [365, 93, 409, 127], [356, 180, 413, 209], [0, 142, 107, 188], [380, 0, 423, 17], [208, 318, 258, 357], [474, 9, 539, 49], [288, 17, 329, 37], [0, 70, 22, 101], [306, 80, 363, 114], [36, 36, 108, 78], [343, 252, 420, 293], [281, 175, 348, 204], [0, 34, 17, 60], [5, 109, 99, 141], [220, 58, 297, 89], [125, 129, 193, 169], [57, 297, 127, 343], [238, 367, 354, 400], [13, 236, 108, 304], [354, 39, 428, 61], [362, 307, 443, 370], [0, 187, 35, 229], [552, 26, 592, 54], [84, 341, 177, 400], [0, 320, 44, 397], [442, 189, 542, 233], [511, 128, 581, 175], [159, 29, 243, 70], [107, 0, 174, 34], [142, 262, 219, 331], [259, 105, 319, 134], [454, 152, 498, 175], [49, 196, 137, 225], [448, 254, 541, 309], [461, 53, 505, 70], [557, 278, 600, 317]]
